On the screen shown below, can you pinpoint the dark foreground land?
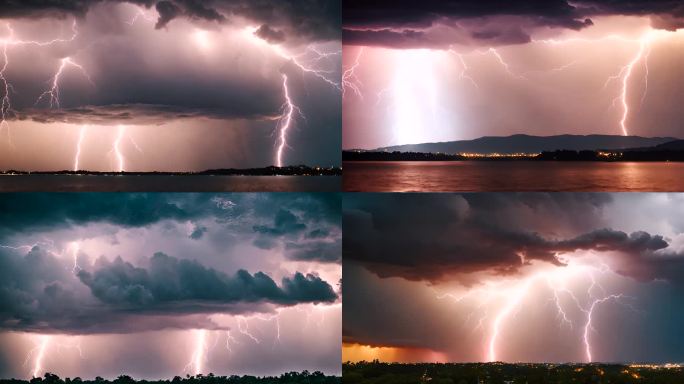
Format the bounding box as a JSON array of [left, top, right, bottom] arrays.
[[343, 361, 684, 384], [342, 150, 684, 162], [0, 371, 340, 384]]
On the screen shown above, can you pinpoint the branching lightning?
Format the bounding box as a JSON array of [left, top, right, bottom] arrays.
[[243, 27, 339, 166], [35, 57, 93, 109], [0, 20, 83, 145], [438, 261, 637, 363], [342, 47, 364, 98]]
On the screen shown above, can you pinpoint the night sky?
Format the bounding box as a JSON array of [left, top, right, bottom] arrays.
[[342, 0, 684, 149], [0, 193, 341, 379], [343, 193, 684, 363], [0, 0, 341, 171]]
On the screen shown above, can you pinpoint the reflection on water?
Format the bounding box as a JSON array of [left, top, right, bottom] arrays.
[[0, 175, 341, 192], [343, 161, 684, 192]]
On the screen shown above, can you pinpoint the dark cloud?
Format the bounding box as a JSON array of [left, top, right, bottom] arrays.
[[342, 0, 683, 48], [1, 0, 340, 43], [78, 252, 338, 306], [285, 239, 341, 263], [343, 193, 683, 285], [255, 24, 286, 44], [253, 209, 307, 237], [0, 247, 337, 333], [189, 224, 207, 240], [0, 193, 199, 233]]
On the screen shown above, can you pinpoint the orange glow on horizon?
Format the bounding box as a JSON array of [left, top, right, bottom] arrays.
[[342, 342, 449, 363]]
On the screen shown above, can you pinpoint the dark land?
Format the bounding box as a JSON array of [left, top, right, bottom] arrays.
[[0, 166, 341, 177], [343, 361, 684, 384], [344, 140, 684, 162], [0, 372, 340, 384], [374, 134, 679, 154], [0, 166, 341, 192]]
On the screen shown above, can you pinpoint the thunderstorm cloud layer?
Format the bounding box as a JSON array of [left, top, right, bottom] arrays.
[[343, 193, 684, 364], [0, 0, 342, 171], [0, 193, 342, 378], [342, 0, 684, 148]]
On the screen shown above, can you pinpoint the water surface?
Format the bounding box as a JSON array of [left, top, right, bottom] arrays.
[[0, 175, 340, 192], [343, 161, 684, 192]]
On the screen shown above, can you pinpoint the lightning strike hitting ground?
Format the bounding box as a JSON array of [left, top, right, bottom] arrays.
[[275, 74, 303, 167], [73, 125, 87, 171], [25, 335, 50, 378], [111, 125, 126, 172], [185, 329, 207, 375], [438, 262, 635, 363]]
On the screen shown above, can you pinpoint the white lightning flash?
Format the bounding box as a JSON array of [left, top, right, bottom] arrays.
[[342, 47, 364, 98], [438, 261, 636, 363], [35, 57, 93, 109], [275, 74, 303, 167], [185, 329, 208, 375], [0, 20, 82, 144]]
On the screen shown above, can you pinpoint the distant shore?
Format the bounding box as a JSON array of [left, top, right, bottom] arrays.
[[0, 165, 342, 176], [343, 150, 684, 162]]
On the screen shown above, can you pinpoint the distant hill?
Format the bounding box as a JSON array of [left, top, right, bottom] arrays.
[[622, 139, 684, 152], [377, 134, 679, 154]]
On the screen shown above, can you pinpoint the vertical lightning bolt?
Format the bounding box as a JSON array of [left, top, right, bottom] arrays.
[[112, 125, 126, 172], [613, 36, 651, 136], [73, 125, 86, 172], [275, 74, 303, 167], [186, 329, 207, 375], [28, 335, 50, 378]]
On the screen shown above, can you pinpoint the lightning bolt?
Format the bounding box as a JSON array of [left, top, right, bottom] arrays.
[[0, 20, 82, 145], [24, 335, 50, 378], [185, 329, 207, 375], [236, 317, 260, 344], [35, 57, 93, 109], [612, 36, 652, 136], [242, 27, 339, 165], [73, 125, 87, 172], [438, 261, 636, 363], [110, 125, 126, 172], [342, 47, 364, 98], [275, 74, 303, 167]]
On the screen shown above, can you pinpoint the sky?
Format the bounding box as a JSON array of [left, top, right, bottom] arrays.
[[342, 0, 684, 149], [0, 0, 341, 171], [343, 193, 684, 364], [0, 193, 342, 379]]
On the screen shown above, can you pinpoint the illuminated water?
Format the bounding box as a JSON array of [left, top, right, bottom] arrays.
[[343, 161, 684, 192], [0, 175, 340, 192]]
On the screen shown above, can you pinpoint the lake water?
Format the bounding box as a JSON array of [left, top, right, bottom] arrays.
[[0, 175, 341, 192], [343, 161, 684, 192]]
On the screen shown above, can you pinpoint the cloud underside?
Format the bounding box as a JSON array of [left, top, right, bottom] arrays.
[[15, 104, 278, 125], [343, 194, 684, 285], [1, 0, 341, 43], [0, 248, 338, 334], [0, 193, 341, 334], [342, 0, 684, 48]]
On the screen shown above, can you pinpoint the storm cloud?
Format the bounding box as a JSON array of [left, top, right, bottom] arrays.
[[343, 0, 684, 48], [343, 193, 684, 285]]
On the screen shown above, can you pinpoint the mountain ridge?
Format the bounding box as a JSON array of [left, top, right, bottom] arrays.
[[374, 134, 679, 154]]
